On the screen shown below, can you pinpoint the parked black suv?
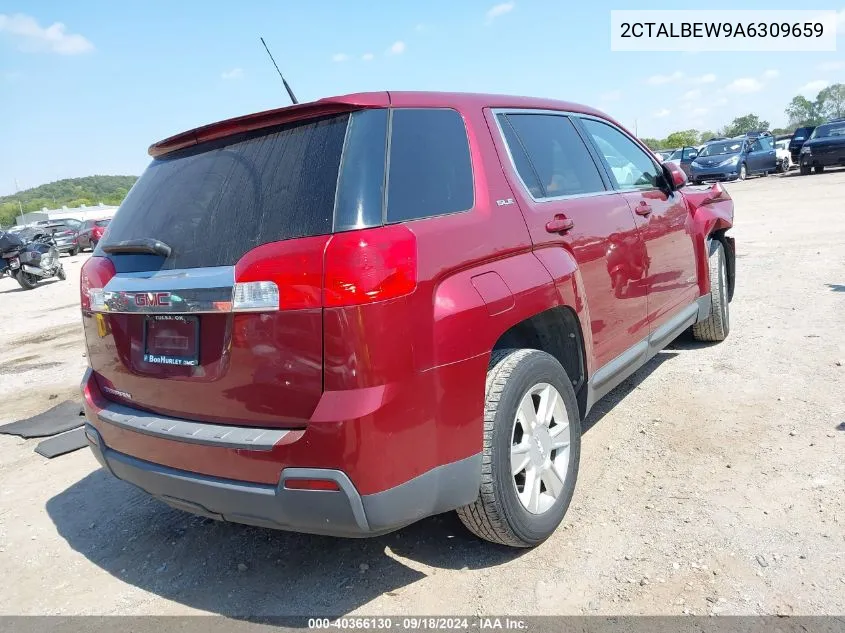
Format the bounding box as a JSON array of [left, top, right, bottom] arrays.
[[789, 126, 816, 163]]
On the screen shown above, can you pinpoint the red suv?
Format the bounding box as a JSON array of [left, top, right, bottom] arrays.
[[80, 92, 735, 547]]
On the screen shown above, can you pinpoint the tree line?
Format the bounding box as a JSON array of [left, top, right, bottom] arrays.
[[0, 175, 137, 227], [641, 83, 845, 150]]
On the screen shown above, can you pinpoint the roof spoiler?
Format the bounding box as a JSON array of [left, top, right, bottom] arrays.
[[148, 92, 391, 158]]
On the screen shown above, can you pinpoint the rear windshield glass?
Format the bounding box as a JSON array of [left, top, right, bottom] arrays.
[[101, 114, 350, 269]]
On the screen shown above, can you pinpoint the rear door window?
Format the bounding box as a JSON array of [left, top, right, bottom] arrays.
[[498, 113, 606, 199], [101, 114, 350, 270], [386, 109, 473, 222]]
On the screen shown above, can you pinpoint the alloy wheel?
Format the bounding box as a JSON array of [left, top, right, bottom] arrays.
[[510, 383, 571, 515]]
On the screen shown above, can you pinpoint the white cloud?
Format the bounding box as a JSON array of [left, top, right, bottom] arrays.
[[387, 40, 405, 55], [691, 107, 708, 117], [647, 71, 684, 85], [653, 108, 671, 118], [0, 12, 93, 55], [486, 2, 515, 23], [798, 79, 830, 95], [713, 97, 728, 107], [838, 8, 845, 29], [600, 90, 622, 102], [362, 52, 374, 61], [681, 89, 701, 101], [818, 60, 844, 71], [725, 77, 763, 93], [763, 69, 779, 79], [331, 53, 349, 62], [690, 73, 717, 84], [220, 68, 243, 80]]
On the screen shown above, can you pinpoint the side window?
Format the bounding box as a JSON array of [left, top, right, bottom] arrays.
[[580, 118, 661, 190], [751, 139, 763, 152], [501, 114, 606, 198], [759, 137, 773, 151], [82, 221, 92, 230], [386, 109, 473, 223], [497, 115, 543, 198]]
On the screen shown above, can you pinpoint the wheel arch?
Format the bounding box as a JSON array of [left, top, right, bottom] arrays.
[[491, 305, 589, 420]]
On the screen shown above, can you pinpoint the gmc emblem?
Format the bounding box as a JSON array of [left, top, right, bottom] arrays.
[[135, 292, 171, 307]]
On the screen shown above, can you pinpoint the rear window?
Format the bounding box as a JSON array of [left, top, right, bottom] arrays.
[[95, 220, 110, 227], [793, 127, 814, 139], [101, 114, 350, 269]]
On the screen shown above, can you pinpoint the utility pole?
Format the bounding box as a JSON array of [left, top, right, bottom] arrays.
[[14, 178, 24, 226]]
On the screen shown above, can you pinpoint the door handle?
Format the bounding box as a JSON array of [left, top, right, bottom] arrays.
[[634, 202, 652, 217], [545, 214, 574, 234]]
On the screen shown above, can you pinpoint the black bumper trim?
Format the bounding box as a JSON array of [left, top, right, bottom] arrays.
[[85, 424, 481, 538]]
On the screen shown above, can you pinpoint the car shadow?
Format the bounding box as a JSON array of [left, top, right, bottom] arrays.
[[0, 278, 62, 294], [581, 349, 679, 434], [47, 469, 523, 618]]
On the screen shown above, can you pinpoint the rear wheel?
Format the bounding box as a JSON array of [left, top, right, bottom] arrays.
[[800, 161, 811, 176], [90, 239, 98, 251], [69, 246, 79, 256], [738, 163, 747, 180], [692, 240, 729, 342], [15, 271, 38, 290], [814, 164, 825, 174], [457, 349, 581, 548], [56, 266, 66, 281]]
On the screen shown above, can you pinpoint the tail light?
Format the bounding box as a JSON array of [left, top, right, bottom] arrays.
[[80, 256, 116, 311], [235, 235, 330, 311], [323, 225, 417, 307]]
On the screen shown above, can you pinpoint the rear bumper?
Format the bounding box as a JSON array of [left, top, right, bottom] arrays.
[[81, 367, 483, 537], [85, 423, 479, 537]]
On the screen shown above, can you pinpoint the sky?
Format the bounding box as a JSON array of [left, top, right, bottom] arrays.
[[1, 1, 844, 196]]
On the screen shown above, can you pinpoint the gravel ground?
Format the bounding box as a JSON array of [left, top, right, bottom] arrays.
[[0, 171, 843, 617]]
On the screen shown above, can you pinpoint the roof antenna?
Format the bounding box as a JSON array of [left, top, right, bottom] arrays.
[[260, 36, 298, 104]]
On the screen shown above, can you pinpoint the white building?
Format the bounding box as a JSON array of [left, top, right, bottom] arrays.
[[15, 203, 119, 226]]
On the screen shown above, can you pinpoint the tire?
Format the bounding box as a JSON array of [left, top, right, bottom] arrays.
[[69, 247, 79, 257], [15, 271, 38, 290], [457, 349, 581, 547], [800, 161, 811, 176], [738, 163, 747, 180], [814, 164, 825, 174], [692, 240, 729, 342], [90, 239, 98, 251], [56, 266, 66, 281]]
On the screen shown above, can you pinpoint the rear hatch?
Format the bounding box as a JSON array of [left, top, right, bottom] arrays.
[[81, 102, 391, 427]]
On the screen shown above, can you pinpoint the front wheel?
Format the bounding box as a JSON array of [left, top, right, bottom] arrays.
[[814, 164, 825, 174], [738, 163, 747, 180], [457, 349, 581, 547], [56, 266, 66, 281], [692, 240, 729, 342], [69, 246, 79, 257], [800, 161, 811, 176], [15, 271, 39, 290]]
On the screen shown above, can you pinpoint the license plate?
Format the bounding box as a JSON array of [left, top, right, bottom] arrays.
[[143, 315, 199, 366]]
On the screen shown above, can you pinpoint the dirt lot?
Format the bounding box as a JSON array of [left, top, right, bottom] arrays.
[[0, 171, 843, 617]]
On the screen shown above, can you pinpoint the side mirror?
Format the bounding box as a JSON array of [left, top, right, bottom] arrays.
[[663, 162, 687, 189]]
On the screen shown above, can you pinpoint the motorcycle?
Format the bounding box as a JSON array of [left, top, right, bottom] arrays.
[[0, 229, 66, 290]]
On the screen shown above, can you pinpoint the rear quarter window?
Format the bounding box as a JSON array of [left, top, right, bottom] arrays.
[[386, 109, 474, 223]]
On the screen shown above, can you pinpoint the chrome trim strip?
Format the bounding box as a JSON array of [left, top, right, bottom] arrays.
[[106, 266, 235, 291], [95, 266, 235, 314], [98, 402, 290, 451]]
